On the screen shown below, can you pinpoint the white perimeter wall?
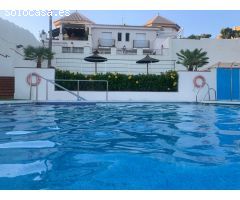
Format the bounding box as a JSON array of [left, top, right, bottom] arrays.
[[14, 68, 216, 102], [14, 68, 55, 100], [54, 52, 172, 75]]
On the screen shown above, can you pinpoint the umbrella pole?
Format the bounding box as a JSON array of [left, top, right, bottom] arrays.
[[147, 63, 149, 75], [95, 62, 97, 74]]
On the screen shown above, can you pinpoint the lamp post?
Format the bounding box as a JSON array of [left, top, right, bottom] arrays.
[[48, 12, 53, 68]]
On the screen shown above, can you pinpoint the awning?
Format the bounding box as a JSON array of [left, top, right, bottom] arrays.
[[63, 24, 86, 30], [52, 28, 60, 37]]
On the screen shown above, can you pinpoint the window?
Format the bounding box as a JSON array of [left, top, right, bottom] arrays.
[[102, 32, 112, 39], [62, 47, 71, 53], [118, 33, 122, 41], [125, 33, 130, 41], [72, 47, 84, 53], [136, 33, 146, 40]]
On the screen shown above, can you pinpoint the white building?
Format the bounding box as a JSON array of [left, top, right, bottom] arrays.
[[2, 11, 240, 77], [41, 12, 182, 74]]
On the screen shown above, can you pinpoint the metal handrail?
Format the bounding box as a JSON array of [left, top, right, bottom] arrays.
[[203, 87, 216, 101], [196, 82, 209, 102], [30, 74, 86, 101], [196, 82, 216, 102], [54, 79, 109, 101]]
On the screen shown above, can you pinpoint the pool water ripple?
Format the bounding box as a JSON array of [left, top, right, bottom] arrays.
[[0, 103, 240, 189]]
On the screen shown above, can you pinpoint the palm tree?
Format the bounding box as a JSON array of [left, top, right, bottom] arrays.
[[220, 28, 235, 39], [24, 46, 54, 68], [176, 48, 209, 71]]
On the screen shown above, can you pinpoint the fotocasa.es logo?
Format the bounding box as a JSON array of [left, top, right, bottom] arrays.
[[4, 10, 71, 17]]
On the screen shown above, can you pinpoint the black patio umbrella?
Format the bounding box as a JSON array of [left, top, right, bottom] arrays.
[[136, 54, 159, 75], [84, 50, 108, 74]]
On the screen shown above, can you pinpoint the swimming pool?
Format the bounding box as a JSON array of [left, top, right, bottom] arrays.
[[0, 103, 240, 189]]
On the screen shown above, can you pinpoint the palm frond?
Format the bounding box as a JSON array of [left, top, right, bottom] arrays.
[[176, 48, 209, 71]]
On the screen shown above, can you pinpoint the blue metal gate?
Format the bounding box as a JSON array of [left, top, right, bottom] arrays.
[[217, 68, 240, 100]]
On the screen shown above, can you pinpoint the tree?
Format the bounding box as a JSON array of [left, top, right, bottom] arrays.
[[24, 46, 54, 68], [220, 28, 235, 39], [187, 34, 211, 39], [234, 30, 240, 38], [200, 34, 212, 38], [176, 48, 209, 71]]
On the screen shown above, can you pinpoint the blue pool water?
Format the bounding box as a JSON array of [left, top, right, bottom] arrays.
[[0, 103, 240, 189]]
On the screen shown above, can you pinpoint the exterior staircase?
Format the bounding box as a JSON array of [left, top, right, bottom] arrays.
[[0, 77, 14, 100]]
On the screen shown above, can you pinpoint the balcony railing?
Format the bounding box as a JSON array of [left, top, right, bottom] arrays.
[[117, 48, 137, 55], [62, 47, 84, 54], [143, 48, 169, 56], [55, 58, 176, 74], [97, 48, 111, 54], [63, 36, 88, 41], [133, 40, 150, 48], [99, 38, 115, 47]]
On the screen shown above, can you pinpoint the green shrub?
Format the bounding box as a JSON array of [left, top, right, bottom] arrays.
[[55, 69, 178, 92]]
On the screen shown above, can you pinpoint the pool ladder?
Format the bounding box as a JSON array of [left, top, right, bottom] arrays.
[[196, 83, 216, 102]]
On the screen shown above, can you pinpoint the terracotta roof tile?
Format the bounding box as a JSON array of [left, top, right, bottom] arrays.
[[58, 12, 95, 24], [145, 15, 180, 30]]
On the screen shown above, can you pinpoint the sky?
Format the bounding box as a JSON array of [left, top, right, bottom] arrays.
[[0, 10, 240, 40]]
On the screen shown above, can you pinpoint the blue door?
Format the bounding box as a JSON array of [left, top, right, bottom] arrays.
[[232, 69, 240, 100], [217, 68, 231, 100], [217, 68, 240, 100]]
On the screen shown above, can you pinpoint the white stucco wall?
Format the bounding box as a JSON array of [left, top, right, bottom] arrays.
[[14, 68, 55, 100], [14, 68, 216, 102], [54, 52, 173, 75], [171, 38, 240, 70], [0, 18, 40, 77], [49, 71, 215, 102], [177, 71, 216, 102]]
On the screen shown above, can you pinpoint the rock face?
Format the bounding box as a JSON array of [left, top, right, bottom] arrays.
[[0, 17, 40, 76]]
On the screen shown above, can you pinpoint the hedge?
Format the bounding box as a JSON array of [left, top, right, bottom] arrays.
[[55, 69, 178, 92]]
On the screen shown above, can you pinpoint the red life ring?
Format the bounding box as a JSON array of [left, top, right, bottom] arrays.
[[193, 75, 206, 88], [26, 73, 41, 86]]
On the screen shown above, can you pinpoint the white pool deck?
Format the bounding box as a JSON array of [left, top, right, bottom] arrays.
[[0, 100, 190, 105], [201, 100, 240, 105], [0, 100, 33, 105]]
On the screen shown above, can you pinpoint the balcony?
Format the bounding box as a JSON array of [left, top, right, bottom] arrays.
[[117, 48, 137, 55], [97, 48, 111, 54], [133, 40, 150, 48], [62, 47, 84, 54], [63, 35, 88, 41], [98, 38, 115, 47]]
